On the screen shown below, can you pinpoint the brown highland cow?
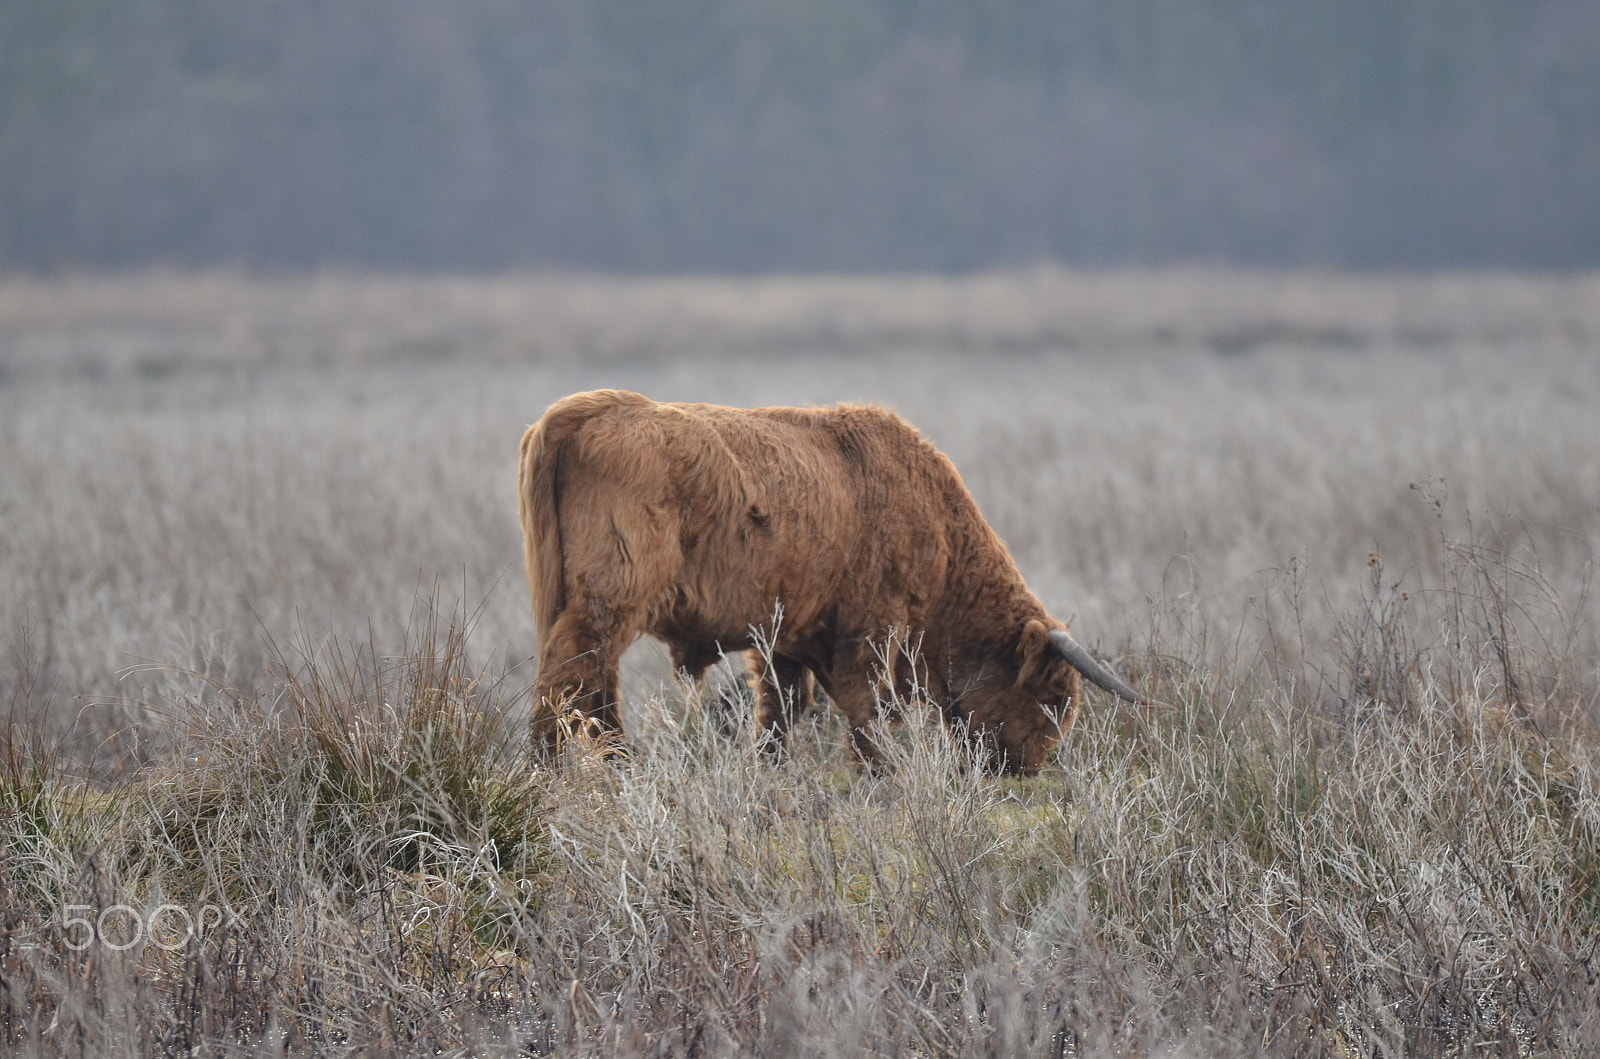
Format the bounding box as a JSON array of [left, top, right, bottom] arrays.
[[519, 389, 1157, 775]]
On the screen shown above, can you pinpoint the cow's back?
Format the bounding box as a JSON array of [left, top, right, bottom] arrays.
[[661, 400, 960, 648], [618, 398, 872, 644], [531, 391, 962, 653]]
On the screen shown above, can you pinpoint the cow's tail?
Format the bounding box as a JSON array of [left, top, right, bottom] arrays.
[[518, 402, 587, 650]]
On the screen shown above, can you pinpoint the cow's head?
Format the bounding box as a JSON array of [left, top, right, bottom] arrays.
[[974, 618, 1155, 776]]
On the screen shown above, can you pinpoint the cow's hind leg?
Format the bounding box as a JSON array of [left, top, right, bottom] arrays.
[[746, 650, 814, 758], [670, 641, 722, 694], [531, 597, 642, 756], [533, 454, 676, 757], [668, 641, 747, 738]]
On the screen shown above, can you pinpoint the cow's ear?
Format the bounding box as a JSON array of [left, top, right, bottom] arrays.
[[1015, 619, 1050, 685], [1018, 619, 1050, 657]]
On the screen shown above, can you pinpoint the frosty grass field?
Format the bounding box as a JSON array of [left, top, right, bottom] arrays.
[[3, 269, 1600, 1055]]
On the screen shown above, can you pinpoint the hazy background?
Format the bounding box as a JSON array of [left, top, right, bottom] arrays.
[[3, 0, 1598, 274]]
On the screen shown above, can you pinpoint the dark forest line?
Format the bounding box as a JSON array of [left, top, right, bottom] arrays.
[[2, 0, 1597, 272]]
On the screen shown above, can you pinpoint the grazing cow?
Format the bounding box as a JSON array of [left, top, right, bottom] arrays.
[[519, 389, 1158, 775]]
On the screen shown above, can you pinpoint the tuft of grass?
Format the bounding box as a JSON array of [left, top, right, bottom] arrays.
[[3, 604, 555, 1057], [152, 600, 547, 893]]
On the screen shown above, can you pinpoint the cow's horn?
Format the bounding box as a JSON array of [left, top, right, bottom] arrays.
[[1046, 629, 1160, 705]]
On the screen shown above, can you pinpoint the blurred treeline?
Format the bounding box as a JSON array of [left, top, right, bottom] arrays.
[[2, 0, 1597, 273]]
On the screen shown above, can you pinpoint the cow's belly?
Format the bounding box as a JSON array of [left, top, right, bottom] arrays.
[[648, 483, 858, 662], [649, 589, 824, 655]]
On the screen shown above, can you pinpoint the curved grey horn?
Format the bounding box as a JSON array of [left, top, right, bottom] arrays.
[[1046, 629, 1159, 705]]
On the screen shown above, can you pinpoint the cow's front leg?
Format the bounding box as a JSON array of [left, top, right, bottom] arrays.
[[823, 621, 928, 770], [818, 653, 897, 771]]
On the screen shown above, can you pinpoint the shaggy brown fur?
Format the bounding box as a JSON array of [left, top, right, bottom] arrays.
[[519, 389, 1094, 775]]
